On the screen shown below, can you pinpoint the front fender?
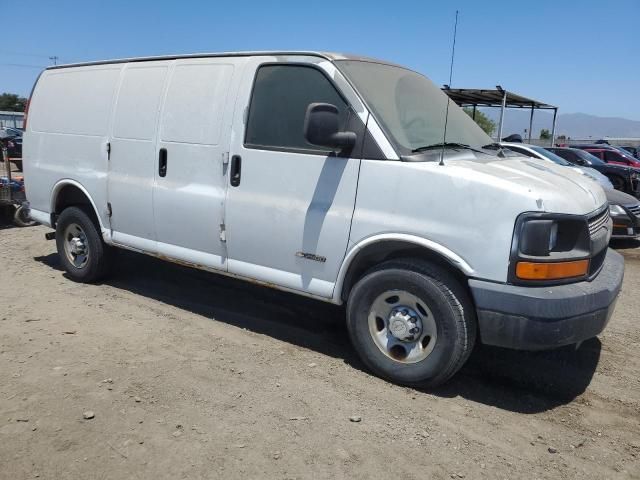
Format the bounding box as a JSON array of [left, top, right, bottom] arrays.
[[332, 233, 475, 303]]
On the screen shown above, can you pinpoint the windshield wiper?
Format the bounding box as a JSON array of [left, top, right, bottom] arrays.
[[482, 142, 507, 157], [412, 142, 472, 153]]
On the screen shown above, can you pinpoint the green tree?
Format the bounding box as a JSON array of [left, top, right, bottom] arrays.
[[0, 93, 27, 112], [463, 108, 496, 136], [540, 128, 551, 140]]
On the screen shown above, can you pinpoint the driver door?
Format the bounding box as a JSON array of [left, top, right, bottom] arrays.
[[223, 60, 362, 298]]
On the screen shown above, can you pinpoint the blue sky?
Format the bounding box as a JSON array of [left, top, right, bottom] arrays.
[[1, 0, 638, 120]]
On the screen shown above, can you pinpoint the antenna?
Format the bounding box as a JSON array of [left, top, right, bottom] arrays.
[[439, 10, 459, 166]]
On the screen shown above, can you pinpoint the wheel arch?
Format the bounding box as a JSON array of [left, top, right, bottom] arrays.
[[606, 173, 625, 188], [334, 234, 474, 304], [50, 180, 106, 232]]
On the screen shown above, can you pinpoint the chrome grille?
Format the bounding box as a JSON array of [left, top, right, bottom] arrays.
[[626, 204, 640, 217], [588, 208, 610, 236]]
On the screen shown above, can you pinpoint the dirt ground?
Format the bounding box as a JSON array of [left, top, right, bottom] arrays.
[[1, 215, 639, 479]]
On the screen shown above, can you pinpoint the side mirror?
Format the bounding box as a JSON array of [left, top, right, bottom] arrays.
[[304, 103, 356, 150]]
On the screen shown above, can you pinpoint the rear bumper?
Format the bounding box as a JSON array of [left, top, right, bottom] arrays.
[[469, 248, 624, 350]]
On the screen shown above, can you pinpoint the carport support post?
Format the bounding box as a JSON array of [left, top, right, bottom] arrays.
[[550, 108, 558, 146], [2, 144, 10, 186], [497, 90, 507, 141], [528, 105, 534, 143]]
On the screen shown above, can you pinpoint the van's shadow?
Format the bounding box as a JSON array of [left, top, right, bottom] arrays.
[[35, 249, 601, 414]]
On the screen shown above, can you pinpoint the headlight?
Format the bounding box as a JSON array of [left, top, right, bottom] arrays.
[[510, 213, 591, 284], [609, 204, 626, 217], [519, 219, 558, 256]]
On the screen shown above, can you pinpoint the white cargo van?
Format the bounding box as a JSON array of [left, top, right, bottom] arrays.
[[23, 51, 623, 387]]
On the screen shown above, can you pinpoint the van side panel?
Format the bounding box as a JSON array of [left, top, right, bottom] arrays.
[[108, 62, 169, 245], [153, 58, 238, 270], [24, 66, 122, 228]]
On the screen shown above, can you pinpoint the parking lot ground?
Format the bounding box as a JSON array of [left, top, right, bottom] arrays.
[[1, 221, 639, 480]]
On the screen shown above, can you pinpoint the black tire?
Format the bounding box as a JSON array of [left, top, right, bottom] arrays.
[[346, 259, 476, 388], [55, 206, 111, 282], [13, 205, 36, 227], [609, 175, 624, 191]]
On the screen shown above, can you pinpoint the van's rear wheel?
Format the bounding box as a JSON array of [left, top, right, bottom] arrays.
[[346, 259, 476, 388], [55, 206, 111, 282]]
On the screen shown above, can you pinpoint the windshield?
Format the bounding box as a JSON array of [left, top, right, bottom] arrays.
[[529, 146, 572, 166], [336, 61, 493, 155], [574, 149, 605, 166]]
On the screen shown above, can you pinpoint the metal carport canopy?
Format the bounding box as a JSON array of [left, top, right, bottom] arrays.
[[442, 87, 558, 143]]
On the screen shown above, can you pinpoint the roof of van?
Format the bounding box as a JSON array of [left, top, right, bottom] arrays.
[[46, 51, 401, 70]]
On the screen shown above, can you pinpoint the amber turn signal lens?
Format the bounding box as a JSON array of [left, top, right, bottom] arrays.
[[516, 259, 589, 280]]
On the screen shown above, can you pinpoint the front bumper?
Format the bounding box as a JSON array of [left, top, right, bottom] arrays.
[[469, 248, 624, 350], [611, 212, 640, 239]]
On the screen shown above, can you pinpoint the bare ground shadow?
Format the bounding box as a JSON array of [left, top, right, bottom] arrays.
[[34, 249, 602, 414]]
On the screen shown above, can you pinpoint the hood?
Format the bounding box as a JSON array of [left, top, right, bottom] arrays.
[[575, 166, 614, 189], [437, 151, 607, 215], [606, 187, 639, 207]]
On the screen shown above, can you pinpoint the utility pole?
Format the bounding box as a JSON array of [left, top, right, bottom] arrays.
[[49, 56, 58, 66]]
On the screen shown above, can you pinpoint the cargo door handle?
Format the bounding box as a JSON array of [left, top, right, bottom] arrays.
[[230, 155, 241, 187], [159, 148, 168, 177]]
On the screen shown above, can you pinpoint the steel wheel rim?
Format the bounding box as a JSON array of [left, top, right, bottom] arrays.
[[368, 290, 438, 364], [63, 223, 89, 269]]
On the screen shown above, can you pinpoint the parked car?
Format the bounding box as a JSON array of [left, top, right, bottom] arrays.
[[606, 188, 640, 239], [499, 142, 614, 189], [593, 140, 640, 159], [548, 147, 640, 196], [572, 145, 640, 168], [0, 127, 23, 170], [23, 51, 623, 387]]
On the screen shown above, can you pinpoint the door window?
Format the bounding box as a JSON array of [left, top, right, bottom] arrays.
[[562, 150, 579, 163], [604, 151, 626, 164], [245, 65, 349, 153]]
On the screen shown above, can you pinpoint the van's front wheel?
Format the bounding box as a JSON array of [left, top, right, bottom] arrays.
[[346, 260, 476, 388], [55, 206, 111, 283]]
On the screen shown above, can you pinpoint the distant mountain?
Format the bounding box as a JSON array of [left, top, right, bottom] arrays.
[[483, 110, 640, 139]]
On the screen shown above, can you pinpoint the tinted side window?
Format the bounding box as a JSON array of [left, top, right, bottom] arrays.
[[561, 150, 578, 163], [588, 150, 603, 160], [604, 151, 625, 163], [245, 65, 348, 152]]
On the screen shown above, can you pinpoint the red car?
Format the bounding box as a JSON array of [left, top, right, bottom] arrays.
[[573, 145, 640, 168]]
